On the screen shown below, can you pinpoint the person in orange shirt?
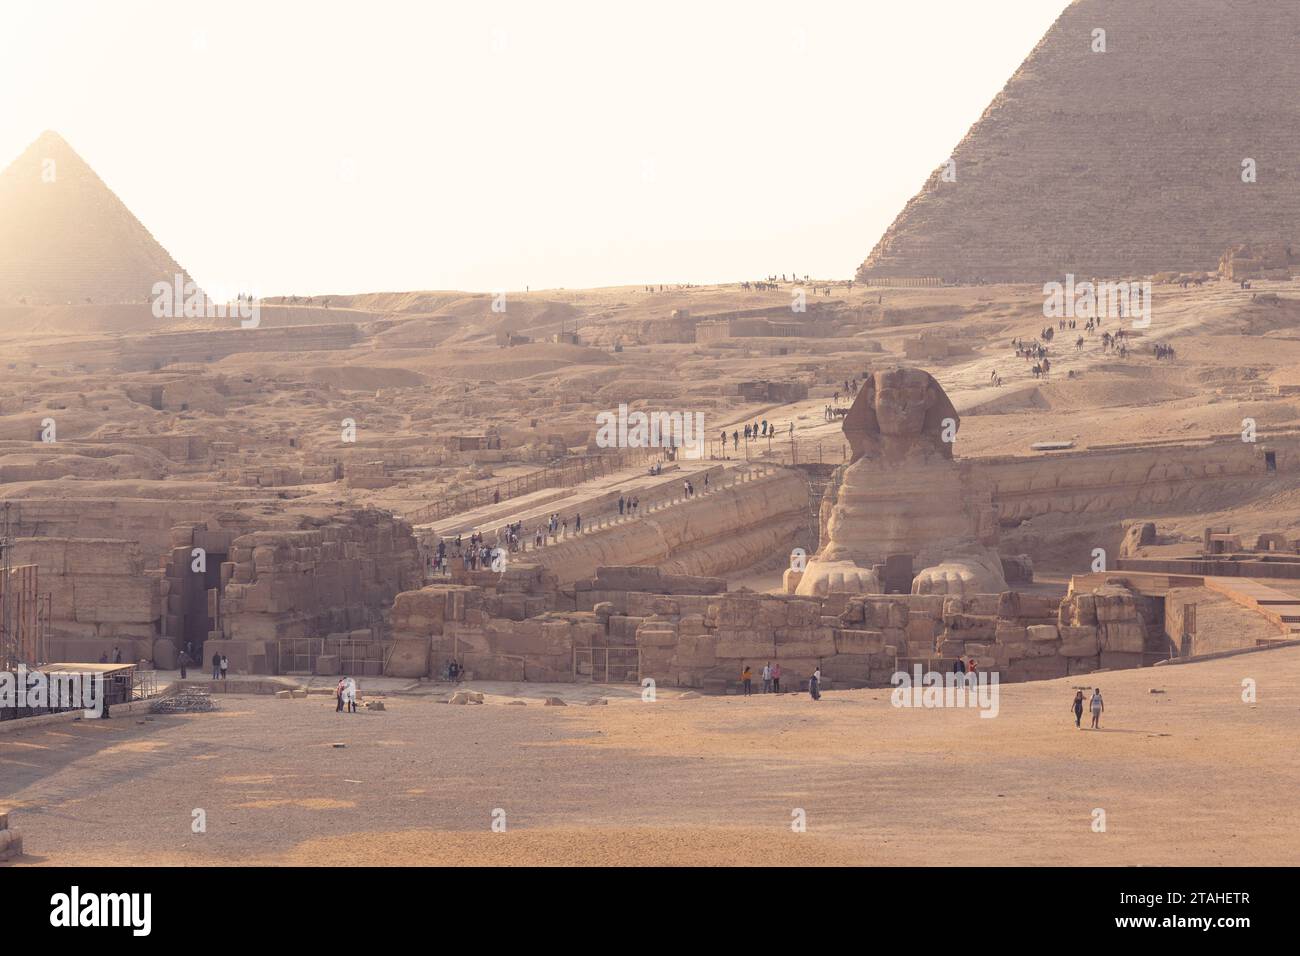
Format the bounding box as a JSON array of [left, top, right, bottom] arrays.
[[741, 664, 753, 696]]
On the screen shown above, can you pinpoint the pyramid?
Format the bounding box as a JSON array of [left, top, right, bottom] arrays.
[[0, 131, 195, 304], [858, 0, 1300, 284]]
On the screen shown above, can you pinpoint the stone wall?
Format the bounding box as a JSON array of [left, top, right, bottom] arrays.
[[384, 564, 1176, 689], [13, 537, 157, 662], [518, 467, 809, 584], [218, 509, 422, 644]]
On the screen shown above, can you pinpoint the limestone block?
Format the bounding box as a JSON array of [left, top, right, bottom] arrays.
[[677, 614, 708, 637], [677, 635, 717, 666], [713, 635, 776, 659], [608, 616, 645, 641], [862, 599, 908, 629], [717, 600, 758, 628], [152, 639, 177, 669], [997, 591, 1020, 619], [1099, 621, 1145, 653], [995, 624, 1027, 645], [963, 594, 1002, 617], [903, 594, 945, 619], [906, 616, 941, 648], [1067, 657, 1099, 676], [775, 638, 836, 659], [1018, 594, 1062, 619], [1058, 625, 1099, 657], [1027, 624, 1060, 643], [835, 628, 886, 655], [651, 596, 680, 617], [1100, 651, 1144, 671], [757, 601, 787, 629], [786, 600, 822, 627], [636, 628, 678, 648], [1093, 588, 1135, 623], [1022, 640, 1061, 658], [1071, 594, 1097, 625]]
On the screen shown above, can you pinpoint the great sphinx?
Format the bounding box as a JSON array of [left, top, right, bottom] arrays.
[[790, 366, 1006, 597]]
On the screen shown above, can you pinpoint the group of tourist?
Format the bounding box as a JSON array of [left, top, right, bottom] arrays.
[[738, 661, 825, 699]]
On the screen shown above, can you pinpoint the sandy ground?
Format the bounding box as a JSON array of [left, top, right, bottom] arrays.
[[3, 647, 1297, 867]]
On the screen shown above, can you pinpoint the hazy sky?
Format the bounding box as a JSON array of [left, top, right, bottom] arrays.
[[1, 0, 1066, 297]]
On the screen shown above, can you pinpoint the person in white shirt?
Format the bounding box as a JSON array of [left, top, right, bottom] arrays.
[[761, 662, 772, 694]]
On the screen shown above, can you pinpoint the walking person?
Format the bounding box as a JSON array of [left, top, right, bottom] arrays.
[[742, 664, 753, 696], [336, 678, 346, 713], [220, 654, 229, 679], [1090, 687, 1104, 729], [771, 662, 781, 694], [177, 648, 190, 680], [761, 661, 772, 694], [211, 650, 222, 680], [952, 656, 967, 682], [1072, 690, 1085, 728], [808, 665, 821, 701]]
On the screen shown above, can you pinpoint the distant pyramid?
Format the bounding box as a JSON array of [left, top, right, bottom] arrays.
[[0, 130, 195, 304], [858, 0, 1300, 284]]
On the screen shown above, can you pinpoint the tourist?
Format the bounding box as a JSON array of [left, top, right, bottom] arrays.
[[967, 658, 979, 688], [336, 678, 346, 712], [952, 656, 966, 680], [113, 646, 122, 664], [220, 655, 229, 679], [211, 650, 222, 680], [177, 648, 190, 680], [771, 662, 781, 693], [345, 677, 358, 713], [1072, 690, 1085, 728], [618, 496, 625, 515], [575, 512, 582, 531], [761, 661, 772, 694], [98, 651, 108, 663], [809, 665, 821, 701], [1090, 687, 1104, 729], [742, 663, 753, 696]]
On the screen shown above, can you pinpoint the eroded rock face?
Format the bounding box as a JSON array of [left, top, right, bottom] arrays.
[[795, 367, 1007, 598]]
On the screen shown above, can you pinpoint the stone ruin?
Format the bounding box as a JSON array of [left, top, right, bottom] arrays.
[[383, 562, 1166, 689]]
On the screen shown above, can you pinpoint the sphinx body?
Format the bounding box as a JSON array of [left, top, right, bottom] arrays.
[[791, 366, 1006, 598]]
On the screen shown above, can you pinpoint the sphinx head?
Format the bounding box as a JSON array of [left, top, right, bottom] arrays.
[[842, 366, 959, 461], [874, 367, 936, 435]]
